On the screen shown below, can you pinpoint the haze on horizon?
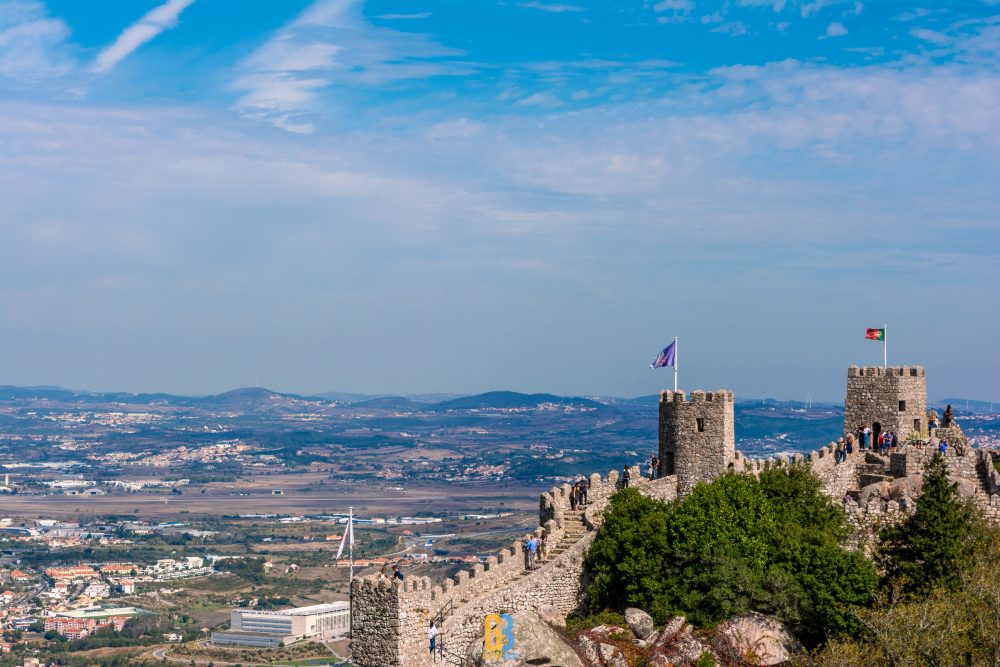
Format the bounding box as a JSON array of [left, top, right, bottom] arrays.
[[0, 0, 997, 404]]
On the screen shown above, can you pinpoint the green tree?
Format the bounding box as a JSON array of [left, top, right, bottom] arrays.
[[879, 453, 979, 598], [585, 465, 876, 647]]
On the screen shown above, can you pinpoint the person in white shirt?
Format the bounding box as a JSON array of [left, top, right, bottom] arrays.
[[428, 620, 439, 656]]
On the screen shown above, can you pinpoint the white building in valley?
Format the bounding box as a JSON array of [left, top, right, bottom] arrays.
[[211, 602, 350, 648]]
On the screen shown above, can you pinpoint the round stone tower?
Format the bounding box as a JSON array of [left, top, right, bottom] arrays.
[[659, 389, 736, 497]]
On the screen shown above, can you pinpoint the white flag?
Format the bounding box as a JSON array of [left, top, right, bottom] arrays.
[[335, 519, 353, 559]]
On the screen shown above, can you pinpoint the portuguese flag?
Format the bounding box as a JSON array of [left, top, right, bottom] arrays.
[[866, 328, 885, 341]]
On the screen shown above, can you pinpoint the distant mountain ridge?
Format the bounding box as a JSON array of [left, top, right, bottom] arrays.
[[426, 391, 605, 411], [0, 385, 995, 416]]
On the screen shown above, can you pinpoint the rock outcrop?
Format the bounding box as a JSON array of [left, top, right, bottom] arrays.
[[466, 610, 582, 667], [714, 612, 802, 665]]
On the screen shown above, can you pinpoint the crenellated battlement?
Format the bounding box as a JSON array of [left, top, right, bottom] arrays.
[[660, 389, 735, 403], [351, 463, 666, 667], [847, 365, 925, 378]]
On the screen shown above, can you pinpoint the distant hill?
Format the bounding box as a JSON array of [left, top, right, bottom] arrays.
[[191, 387, 327, 412], [349, 396, 425, 411], [427, 391, 605, 411]]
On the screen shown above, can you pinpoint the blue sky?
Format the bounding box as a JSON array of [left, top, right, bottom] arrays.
[[0, 0, 998, 401]]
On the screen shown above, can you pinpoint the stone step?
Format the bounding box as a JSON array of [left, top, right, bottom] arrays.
[[860, 473, 894, 487]]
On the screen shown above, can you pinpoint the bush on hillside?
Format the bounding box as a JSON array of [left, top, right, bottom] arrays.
[[805, 529, 1000, 667], [585, 465, 877, 647]]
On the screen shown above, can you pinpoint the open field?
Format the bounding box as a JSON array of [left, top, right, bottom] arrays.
[[0, 479, 545, 520]]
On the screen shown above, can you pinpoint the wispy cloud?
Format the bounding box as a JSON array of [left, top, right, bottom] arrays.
[[654, 0, 695, 23], [823, 21, 847, 38], [233, 0, 467, 133], [519, 2, 585, 12], [93, 0, 196, 73], [374, 12, 432, 20], [0, 0, 71, 79]]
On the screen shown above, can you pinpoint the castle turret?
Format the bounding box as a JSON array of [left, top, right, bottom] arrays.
[[659, 390, 736, 496], [844, 366, 927, 443]]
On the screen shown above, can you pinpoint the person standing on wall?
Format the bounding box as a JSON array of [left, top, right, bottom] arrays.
[[428, 621, 438, 658], [621, 465, 631, 489]]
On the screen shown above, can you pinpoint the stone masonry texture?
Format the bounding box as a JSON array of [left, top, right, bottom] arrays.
[[844, 366, 927, 441]]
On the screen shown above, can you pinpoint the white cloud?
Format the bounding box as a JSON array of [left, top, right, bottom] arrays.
[[519, 2, 585, 12], [824, 21, 847, 38], [516, 91, 561, 107], [93, 0, 196, 73], [712, 21, 750, 35], [911, 27, 951, 45], [374, 12, 432, 20], [0, 0, 71, 78], [233, 0, 467, 132], [653, 0, 695, 22]]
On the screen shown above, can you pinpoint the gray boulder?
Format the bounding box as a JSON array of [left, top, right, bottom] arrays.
[[467, 610, 582, 667], [714, 612, 802, 665], [624, 607, 655, 640]]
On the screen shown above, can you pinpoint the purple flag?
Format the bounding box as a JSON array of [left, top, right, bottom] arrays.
[[650, 341, 676, 369]]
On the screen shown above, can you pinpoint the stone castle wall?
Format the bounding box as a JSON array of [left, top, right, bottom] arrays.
[[844, 366, 927, 441], [351, 467, 675, 667], [659, 390, 736, 496]]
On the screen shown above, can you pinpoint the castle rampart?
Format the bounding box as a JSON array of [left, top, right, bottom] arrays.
[[351, 468, 676, 667]]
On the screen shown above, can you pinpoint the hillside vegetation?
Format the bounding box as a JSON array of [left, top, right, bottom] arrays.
[[586, 465, 877, 647]]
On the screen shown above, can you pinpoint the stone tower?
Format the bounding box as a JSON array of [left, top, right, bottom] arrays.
[[659, 389, 736, 496], [844, 366, 927, 443]]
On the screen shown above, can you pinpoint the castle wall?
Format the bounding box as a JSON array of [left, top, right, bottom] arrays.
[[844, 366, 926, 441], [351, 470, 676, 667], [659, 390, 736, 496]]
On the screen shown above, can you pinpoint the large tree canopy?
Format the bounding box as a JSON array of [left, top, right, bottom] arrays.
[[585, 465, 877, 646]]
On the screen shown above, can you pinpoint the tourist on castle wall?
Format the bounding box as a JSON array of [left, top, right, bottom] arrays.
[[939, 438, 948, 456], [539, 534, 547, 562], [621, 465, 631, 489], [526, 536, 538, 570], [428, 621, 438, 656], [569, 483, 577, 511], [846, 436, 854, 457], [580, 477, 589, 505], [864, 425, 871, 449], [835, 441, 845, 465], [392, 564, 404, 581], [856, 426, 866, 450]]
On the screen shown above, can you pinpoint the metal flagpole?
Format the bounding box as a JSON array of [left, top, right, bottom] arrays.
[[883, 323, 887, 369], [674, 337, 678, 391], [347, 505, 354, 641]]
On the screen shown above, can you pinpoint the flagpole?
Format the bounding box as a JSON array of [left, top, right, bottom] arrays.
[[347, 506, 354, 641], [883, 323, 887, 369], [673, 337, 678, 392]]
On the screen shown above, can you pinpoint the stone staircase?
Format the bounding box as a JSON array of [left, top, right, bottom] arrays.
[[858, 452, 894, 488], [549, 509, 589, 559], [508, 509, 590, 580]]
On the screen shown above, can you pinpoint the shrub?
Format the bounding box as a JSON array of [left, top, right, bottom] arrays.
[[585, 465, 877, 647]]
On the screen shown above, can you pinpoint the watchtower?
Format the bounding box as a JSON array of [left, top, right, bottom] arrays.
[[659, 390, 736, 496], [844, 366, 927, 444]]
